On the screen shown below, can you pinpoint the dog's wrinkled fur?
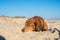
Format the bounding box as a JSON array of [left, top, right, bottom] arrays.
[[22, 16, 48, 32]]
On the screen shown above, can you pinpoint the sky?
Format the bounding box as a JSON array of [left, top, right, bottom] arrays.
[[0, 0, 60, 19]]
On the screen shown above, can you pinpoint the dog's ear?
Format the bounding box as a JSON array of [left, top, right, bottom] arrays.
[[34, 22, 42, 32]]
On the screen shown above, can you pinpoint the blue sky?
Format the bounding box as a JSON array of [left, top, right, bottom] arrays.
[[0, 0, 60, 19]]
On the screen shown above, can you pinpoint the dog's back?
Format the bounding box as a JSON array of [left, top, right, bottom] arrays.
[[33, 16, 48, 31]]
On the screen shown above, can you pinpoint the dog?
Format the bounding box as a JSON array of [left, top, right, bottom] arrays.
[[22, 16, 48, 32]]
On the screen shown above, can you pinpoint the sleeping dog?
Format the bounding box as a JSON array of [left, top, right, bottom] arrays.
[[22, 16, 48, 32]]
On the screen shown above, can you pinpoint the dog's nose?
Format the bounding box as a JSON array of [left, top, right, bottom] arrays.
[[22, 29, 24, 32]]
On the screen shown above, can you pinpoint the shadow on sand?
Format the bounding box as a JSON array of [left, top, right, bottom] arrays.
[[52, 28, 60, 40], [0, 35, 5, 40]]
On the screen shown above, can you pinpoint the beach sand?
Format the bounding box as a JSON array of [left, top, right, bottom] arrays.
[[0, 17, 60, 40]]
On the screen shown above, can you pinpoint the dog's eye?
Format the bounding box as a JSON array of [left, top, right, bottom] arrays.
[[27, 24, 30, 26]]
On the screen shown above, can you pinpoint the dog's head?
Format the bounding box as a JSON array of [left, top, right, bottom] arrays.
[[22, 18, 36, 32]]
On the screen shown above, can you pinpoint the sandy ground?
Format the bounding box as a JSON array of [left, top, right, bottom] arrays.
[[0, 17, 60, 40]]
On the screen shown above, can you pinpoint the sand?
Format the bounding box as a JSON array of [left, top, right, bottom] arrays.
[[0, 17, 60, 40]]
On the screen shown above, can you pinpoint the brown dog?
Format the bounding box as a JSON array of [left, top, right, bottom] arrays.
[[22, 16, 48, 32]]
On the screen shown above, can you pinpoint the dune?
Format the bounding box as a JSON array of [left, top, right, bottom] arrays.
[[0, 17, 60, 40]]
